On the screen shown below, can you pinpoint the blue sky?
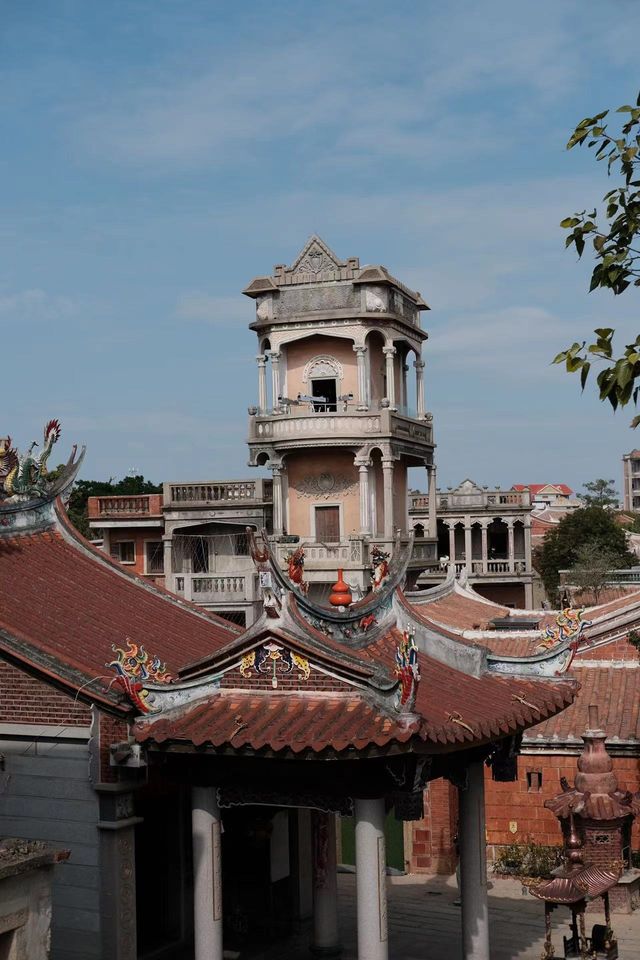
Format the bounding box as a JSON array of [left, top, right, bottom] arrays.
[[2, 0, 640, 493]]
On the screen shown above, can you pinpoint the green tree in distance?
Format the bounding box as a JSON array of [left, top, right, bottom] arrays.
[[581, 478, 619, 508], [554, 93, 640, 424], [535, 506, 634, 602], [567, 541, 622, 604]]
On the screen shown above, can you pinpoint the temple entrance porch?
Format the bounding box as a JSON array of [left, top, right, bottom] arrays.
[[132, 752, 493, 960]]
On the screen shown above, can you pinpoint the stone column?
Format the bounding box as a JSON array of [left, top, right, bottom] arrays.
[[192, 786, 223, 960], [354, 798, 388, 960], [97, 785, 143, 960], [382, 346, 396, 410], [464, 524, 473, 572], [507, 520, 515, 572], [523, 522, 532, 572], [354, 345, 369, 410], [448, 523, 456, 562], [270, 351, 281, 410], [414, 359, 426, 419], [400, 363, 409, 413], [271, 464, 284, 536], [162, 535, 174, 592], [458, 761, 490, 960], [101, 528, 110, 555], [480, 524, 488, 574], [311, 811, 341, 957], [382, 459, 394, 540], [427, 465, 437, 538], [356, 459, 371, 535], [256, 355, 268, 413]]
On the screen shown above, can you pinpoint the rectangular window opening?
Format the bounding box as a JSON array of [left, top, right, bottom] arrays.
[[526, 770, 542, 792], [311, 378, 337, 412], [145, 541, 164, 574], [112, 541, 136, 564]]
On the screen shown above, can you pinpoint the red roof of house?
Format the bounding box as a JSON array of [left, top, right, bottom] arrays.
[[0, 501, 240, 712]]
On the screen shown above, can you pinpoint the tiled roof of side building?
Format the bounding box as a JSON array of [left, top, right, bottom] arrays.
[[0, 500, 240, 711], [526, 665, 640, 743], [512, 483, 574, 496]]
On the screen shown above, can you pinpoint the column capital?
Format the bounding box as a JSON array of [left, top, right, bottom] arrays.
[[355, 459, 371, 470], [382, 345, 396, 357], [256, 354, 267, 365], [381, 458, 395, 468], [413, 359, 425, 370], [268, 350, 281, 361], [353, 343, 368, 355]]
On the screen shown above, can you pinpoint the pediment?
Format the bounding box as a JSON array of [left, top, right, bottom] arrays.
[[287, 235, 351, 278], [453, 478, 483, 495]]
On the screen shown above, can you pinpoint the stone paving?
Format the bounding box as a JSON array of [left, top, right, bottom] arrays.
[[256, 872, 640, 960]]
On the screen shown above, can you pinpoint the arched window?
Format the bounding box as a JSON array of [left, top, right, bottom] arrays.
[[302, 355, 343, 412]]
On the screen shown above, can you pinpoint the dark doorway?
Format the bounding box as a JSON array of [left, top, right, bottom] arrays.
[[311, 378, 337, 412]]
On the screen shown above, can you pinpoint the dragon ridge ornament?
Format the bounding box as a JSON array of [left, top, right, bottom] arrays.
[[0, 420, 61, 500]]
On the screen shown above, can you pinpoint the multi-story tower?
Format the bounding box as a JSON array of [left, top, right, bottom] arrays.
[[244, 236, 437, 590], [622, 449, 640, 511]]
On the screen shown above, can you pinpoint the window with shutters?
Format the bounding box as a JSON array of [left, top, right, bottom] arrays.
[[315, 505, 340, 542], [145, 541, 164, 574], [112, 541, 135, 564]]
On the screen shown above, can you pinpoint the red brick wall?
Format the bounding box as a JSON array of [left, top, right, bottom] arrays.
[[0, 660, 91, 726], [407, 778, 459, 874], [105, 527, 164, 581], [484, 755, 640, 858], [98, 711, 130, 783]]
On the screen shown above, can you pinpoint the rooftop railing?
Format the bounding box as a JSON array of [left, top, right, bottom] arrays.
[[410, 489, 531, 512], [164, 478, 273, 507], [87, 494, 163, 518]]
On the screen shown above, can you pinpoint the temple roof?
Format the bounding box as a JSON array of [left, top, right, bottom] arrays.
[[531, 865, 620, 904], [0, 499, 240, 714]]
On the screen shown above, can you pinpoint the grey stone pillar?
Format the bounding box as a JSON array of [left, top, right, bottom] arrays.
[[192, 786, 223, 960], [464, 525, 472, 571], [354, 798, 388, 960], [256, 355, 268, 413], [523, 522, 532, 572], [427, 465, 437, 538], [382, 346, 396, 410], [101, 529, 111, 555], [354, 345, 368, 410], [382, 459, 394, 540], [507, 521, 515, 572], [356, 460, 371, 535], [271, 465, 284, 536], [480, 524, 488, 574], [270, 351, 281, 411], [97, 785, 143, 960], [414, 359, 426, 419], [312, 811, 341, 957], [458, 761, 490, 960], [448, 523, 456, 562]]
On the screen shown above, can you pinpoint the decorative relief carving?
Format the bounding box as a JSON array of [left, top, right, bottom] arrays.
[[302, 355, 343, 384], [293, 473, 356, 499], [293, 244, 336, 276], [256, 296, 270, 321], [365, 286, 387, 312]]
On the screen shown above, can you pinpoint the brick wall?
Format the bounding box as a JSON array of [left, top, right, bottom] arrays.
[[484, 755, 640, 858], [98, 711, 130, 783], [407, 777, 459, 874], [0, 661, 91, 726]]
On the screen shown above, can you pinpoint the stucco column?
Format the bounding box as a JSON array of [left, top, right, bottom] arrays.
[[354, 798, 388, 960], [270, 351, 281, 411], [458, 761, 490, 960], [414, 359, 426, 419], [356, 459, 371, 535], [507, 520, 515, 572], [162, 535, 174, 592], [382, 346, 396, 410], [382, 459, 394, 540], [311, 811, 341, 957], [354, 345, 368, 410], [523, 522, 532, 572], [464, 524, 472, 571], [192, 786, 223, 960], [480, 524, 488, 574], [256, 355, 268, 413], [271, 465, 284, 536], [427, 465, 437, 538], [448, 523, 456, 562]]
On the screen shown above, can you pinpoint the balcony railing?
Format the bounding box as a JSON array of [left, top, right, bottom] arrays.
[[410, 489, 531, 512], [249, 408, 433, 447], [421, 558, 530, 578], [88, 494, 163, 519], [165, 478, 273, 507], [174, 573, 257, 603]]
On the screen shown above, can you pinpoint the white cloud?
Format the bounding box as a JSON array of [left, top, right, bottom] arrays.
[[0, 288, 79, 324]]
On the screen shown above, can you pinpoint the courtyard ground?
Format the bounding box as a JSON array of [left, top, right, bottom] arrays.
[[256, 872, 640, 960]]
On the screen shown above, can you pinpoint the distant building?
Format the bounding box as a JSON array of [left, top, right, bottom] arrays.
[[409, 478, 534, 607], [512, 483, 575, 509], [622, 449, 640, 511]]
